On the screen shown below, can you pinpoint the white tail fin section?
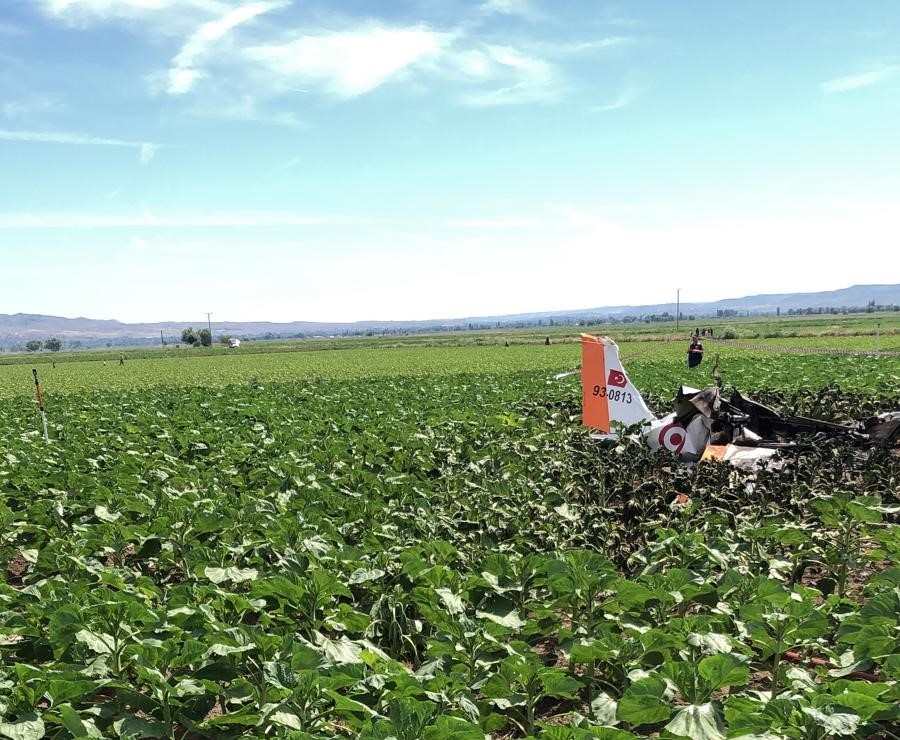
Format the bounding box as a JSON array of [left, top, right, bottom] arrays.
[[581, 335, 656, 434]]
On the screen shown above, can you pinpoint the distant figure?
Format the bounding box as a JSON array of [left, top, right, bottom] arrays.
[[708, 326, 714, 338], [119, 352, 125, 366], [52, 361, 56, 369], [504, 340, 510, 347], [545, 336, 551, 346], [688, 337, 704, 368]]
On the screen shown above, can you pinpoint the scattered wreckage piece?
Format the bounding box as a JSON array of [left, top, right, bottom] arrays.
[[577, 335, 899, 467]]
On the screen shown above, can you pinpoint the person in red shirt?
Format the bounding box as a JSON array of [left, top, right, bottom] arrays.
[[688, 337, 704, 368]]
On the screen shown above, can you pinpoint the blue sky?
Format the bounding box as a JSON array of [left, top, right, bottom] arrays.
[[1, 0, 898, 322]]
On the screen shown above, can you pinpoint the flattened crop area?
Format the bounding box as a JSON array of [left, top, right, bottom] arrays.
[[0, 350, 898, 739]]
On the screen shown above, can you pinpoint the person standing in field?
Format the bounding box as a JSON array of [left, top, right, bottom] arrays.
[[688, 336, 704, 368], [119, 352, 125, 366]]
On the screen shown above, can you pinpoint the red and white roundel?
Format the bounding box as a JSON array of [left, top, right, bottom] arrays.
[[658, 422, 687, 453]]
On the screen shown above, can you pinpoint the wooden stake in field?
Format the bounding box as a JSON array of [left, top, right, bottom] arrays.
[[32, 368, 49, 443]]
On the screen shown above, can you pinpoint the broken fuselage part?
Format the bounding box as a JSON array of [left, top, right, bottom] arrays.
[[579, 335, 899, 464]]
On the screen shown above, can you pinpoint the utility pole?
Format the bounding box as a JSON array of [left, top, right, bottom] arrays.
[[206, 312, 212, 346], [160, 329, 165, 347], [675, 288, 680, 334]]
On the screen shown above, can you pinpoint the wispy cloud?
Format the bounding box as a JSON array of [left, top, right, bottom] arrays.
[[269, 156, 302, 175], [242, 27, 569, 106], [166, 1, 287, 95], [480, 0, 542, 21], [3, 96, 63, 119], [445, 217, 542, 229], [821, 66, 897, 93], [550, 36, 636, 54], [454, 46, 559, 106], [592, 87, 639, 112], [0, 210, 365, 228], [39, 2, 637, 110], [0, 129, 159, 165], [244, 26, 450, 98], [38, 0, 215, 25]]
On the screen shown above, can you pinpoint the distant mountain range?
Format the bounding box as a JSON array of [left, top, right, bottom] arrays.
[[1, 283, 897, 349]]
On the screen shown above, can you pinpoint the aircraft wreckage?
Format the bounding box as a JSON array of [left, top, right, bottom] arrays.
[[573, 335, 900, 468]]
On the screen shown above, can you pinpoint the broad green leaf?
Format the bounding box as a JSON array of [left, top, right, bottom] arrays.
[[20, 549, 38, 564], [698, 654, 749, 692], [435, 588, 465, 615], [423, 715, 484, 739], [349, 568, 386, 584], [618, 677, 670, 726], [476, 608, 525, 630], [112, 716, 167, 738], [203, 643, 255, 659], [0, 717, 45, 740], [75, 629, 113, 655], [204, 566, 258, 584], [94, 505, 121, 522], [785, 666, 816, 692], [173, 678, 206, 697], [687, 632, 733, 655], [540, 669, 583, 699], [317, 634, 362, 665], [830, 690, 895, 721], [591, 692, 619, 726], [665, 703, 726, 740], [327, 690, 379, 718], [269, 710, 304, 731], [800, 707, 860, 736], [59, 705, 103, 739]]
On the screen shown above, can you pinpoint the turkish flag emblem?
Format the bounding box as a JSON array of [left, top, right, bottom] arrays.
[[607, 369, 627, 388]]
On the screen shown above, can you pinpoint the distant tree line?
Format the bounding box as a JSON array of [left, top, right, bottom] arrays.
[[785, 304, 899, 316]]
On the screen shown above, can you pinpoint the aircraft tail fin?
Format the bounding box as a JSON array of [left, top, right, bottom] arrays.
[[581, 335, 656, 434]]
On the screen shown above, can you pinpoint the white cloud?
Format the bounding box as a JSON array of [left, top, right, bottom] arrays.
[[139, 142, 157, 164], [3, 96, 63, 119], [821, 66, 896, 93], [38, 1, 633, 109], [592, 87, 639, 112], [167, 68, 204, 95], [0, 210, 363, 228], [455, 46, 559, 106], [0, 129, 160, 165], [480, 0, 540, 20], [39, 0, 222, 22], [197, 95, 304, 126], [545, 36, 636, 54], [245, 26, 449, 98], [437, 36, 634, 107], [166, 1, 286, 95], [445, 217, 542, 229]]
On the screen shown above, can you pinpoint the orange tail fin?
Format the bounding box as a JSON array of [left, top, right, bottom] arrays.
[[581, 334, 610, 432]]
